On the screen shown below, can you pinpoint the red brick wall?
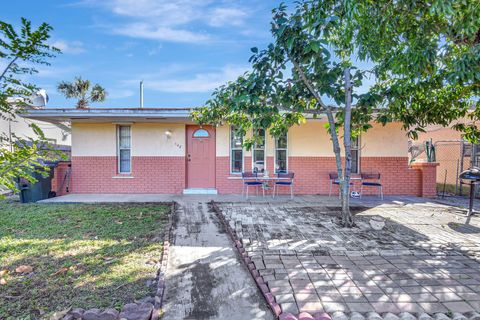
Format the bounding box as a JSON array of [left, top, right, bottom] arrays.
[[70, 156, 185, 194], [358, 157, 422, 196], [217, 156, 429, 197], [51, 161, 71, 196], [266, 156, 275, 175], [216, 156, 252, 194], [410, 162, 439, 197], [67, 155, 436, 197]]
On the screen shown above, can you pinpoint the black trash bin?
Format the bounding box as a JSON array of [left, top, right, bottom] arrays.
[[18, 162, 58, 203], [459, 167, 480, 216]]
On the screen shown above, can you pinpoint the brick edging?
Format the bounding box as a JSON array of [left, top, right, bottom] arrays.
[[208, 201, 282, 319], [152, 201, 176, 319]]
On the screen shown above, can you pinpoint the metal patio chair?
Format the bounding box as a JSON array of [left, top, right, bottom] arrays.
[[273, 172, 294, 199], [360, 172, 383, 200], [328, 172, 354, 197], [242, 171, 263, 198]]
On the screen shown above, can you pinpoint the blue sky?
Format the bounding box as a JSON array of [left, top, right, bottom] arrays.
[[3, 1, 294, 108]]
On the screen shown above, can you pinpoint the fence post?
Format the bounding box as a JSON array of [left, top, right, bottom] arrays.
[[455, 158, 459, 195], [460, 142, 465, 196]]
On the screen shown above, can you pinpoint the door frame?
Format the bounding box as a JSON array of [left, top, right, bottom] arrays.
[[185, 125, 216, 189]]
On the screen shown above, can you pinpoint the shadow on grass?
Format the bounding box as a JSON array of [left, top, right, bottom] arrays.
[[0, 201, 171, 319]]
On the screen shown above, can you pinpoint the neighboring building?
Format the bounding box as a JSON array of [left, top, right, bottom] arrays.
[[3, 94, 71, 149], [21, 108, 437, 197], [0, 112, 71, 147], [0, 107, 71, 195], [412, 122, 477, 195]]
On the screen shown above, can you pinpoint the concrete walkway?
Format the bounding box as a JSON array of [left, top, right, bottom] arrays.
[[161, 201, 274, 320], [38, 193, 448, 208]]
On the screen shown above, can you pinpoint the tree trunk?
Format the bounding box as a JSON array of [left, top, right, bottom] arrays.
[[324, 109, 345, 204], [342, 67, 354, 227], [288, 57, 353, 227]]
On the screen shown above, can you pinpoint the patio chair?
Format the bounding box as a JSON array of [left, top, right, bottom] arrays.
[[273, 172, 294, 199], [328, 172, 354, 197], [242, 171, 263, 198], [360, 172, 383, 200]]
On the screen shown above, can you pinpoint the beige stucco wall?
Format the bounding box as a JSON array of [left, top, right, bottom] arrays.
[[361, 122, 408, 157], [288, 121, 333, 156], [72, 120, 408, 158], [133, 123, 185, 156], [216, 125, 252, 157], [216, 125, 230, 157], [72, 122, 186, 157], [215, 120, 408, 158], [72, 122, 117, 156]]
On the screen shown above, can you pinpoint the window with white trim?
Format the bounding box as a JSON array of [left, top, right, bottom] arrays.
[[252, 129, 266, 173], [351, 136, 360, 174], [230, 126, 243, 173], [275, 133, 288, 173], [117, 125, 131, 173]]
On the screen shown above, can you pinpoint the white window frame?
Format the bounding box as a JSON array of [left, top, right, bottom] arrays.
[[252, 128, 266, 173], [230, 125, 244, 174], [351, 136, 360, 174], [117, 125, 132, 174], [274, 132, 288, 173]]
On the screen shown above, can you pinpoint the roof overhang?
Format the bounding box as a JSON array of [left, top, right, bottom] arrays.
[[19, 108, 194, 123]]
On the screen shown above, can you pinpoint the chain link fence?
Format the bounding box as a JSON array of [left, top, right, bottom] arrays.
[[410, 140, 480, 196]]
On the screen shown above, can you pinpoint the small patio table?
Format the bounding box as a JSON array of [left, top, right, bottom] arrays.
[[230, 175, 292, 198], [254, 175, 291, 198]]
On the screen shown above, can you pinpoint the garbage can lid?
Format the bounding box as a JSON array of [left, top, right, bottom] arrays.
[[459, 167, 480, 181]]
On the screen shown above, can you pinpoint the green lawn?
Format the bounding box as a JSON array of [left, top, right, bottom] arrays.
[[0, 201, 170, 320]]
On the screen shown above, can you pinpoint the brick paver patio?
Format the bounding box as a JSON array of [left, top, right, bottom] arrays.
[[216, 201, 480, 314]]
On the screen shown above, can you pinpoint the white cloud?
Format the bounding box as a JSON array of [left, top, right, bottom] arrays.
[[115, 23, 210, 43], [108, 88, 135, 99], [138, 65, 248, 93], [82, 0, 250, 43], [51, 40, 85, 54], [148, 44, 163, 56], [208, 7, 248, 27], [106, 0, 211, 24]]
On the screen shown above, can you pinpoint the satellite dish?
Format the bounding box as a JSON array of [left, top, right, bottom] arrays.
[[26, 89, 49, 108]]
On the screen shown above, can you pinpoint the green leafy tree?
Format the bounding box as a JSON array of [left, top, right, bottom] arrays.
[[0, 18, 60, 192], [57, 76, 107, 109], [341, 0, 479, 141], [193, 2, 380, 227]]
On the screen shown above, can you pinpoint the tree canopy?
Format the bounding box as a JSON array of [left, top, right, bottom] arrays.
[[340, 0, 480, 141], [193, 0, 479, 226], [0, 18, 60, 192], [193, 1, 378, 226], [57, 76, 107, 109]]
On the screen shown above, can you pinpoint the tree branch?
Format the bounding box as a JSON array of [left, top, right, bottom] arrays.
[[290, 57, 329, 110], [0, 56, 19, 83]]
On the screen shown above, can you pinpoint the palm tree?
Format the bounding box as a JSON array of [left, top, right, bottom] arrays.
[[57, 76, 107, 109]]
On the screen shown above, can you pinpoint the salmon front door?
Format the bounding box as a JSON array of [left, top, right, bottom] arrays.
[[186, 125, 215, 189]]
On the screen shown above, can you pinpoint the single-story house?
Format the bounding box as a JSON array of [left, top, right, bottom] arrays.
[[22, 108, 437, 197]]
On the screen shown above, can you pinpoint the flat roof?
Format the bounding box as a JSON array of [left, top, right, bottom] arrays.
[[19, 107, 194, 123]]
